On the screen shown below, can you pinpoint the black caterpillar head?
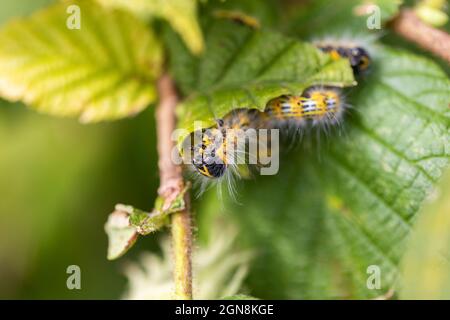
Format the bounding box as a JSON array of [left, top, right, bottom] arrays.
[[316, 44, 371, 76], [192, 160, 227, 178], [347, 47, 371, 75], [191, 128, 228, 179]]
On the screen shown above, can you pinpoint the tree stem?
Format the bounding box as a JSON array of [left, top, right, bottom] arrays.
[[171, 204, 193, 300], [156, 74, 193, 300], [391, 9, 450, 64]]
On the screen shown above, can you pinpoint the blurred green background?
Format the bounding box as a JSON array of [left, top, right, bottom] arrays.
[[0, 0, 163, 299], [1, 0, 449, 300]]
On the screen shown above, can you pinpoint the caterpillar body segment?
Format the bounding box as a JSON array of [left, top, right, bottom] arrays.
[[264, 86, 346, 127]]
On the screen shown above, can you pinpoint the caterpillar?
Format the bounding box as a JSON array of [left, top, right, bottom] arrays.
[[187, 86, 345, 184], [186, 42, 371, 188], [264, 86, 345, 128], [314, 40, 371, 76]]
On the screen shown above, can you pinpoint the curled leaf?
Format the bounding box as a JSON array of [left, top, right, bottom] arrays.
[[105, 210, 138, 260], [128, 186, 188, 235], [105, 185, 189, 260]]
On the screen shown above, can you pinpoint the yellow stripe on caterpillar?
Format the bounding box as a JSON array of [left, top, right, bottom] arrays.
[[264, 86, 345, 124]]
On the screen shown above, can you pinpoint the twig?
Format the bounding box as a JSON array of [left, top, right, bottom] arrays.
[[156, 74, 193, 300], [391, 9, 450, 64]]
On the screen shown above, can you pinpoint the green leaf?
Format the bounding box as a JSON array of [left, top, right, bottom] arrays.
[[0, 0, 163, 122], [169, 20, 355, 142], [400, 169, 450, 299], [96, 0, 204, 54], [414, 2, 449, 27], [212, 46, 450, 299], [129, 186, 188, 235], [119, 204, 168, 236]]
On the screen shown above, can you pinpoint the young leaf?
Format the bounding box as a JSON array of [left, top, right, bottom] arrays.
[[168, 20, 355, 141], [220, 46, 449, 299], [105, 186, 189, 260], [128, 187, 188, 235], [104, 210, 138, 260], [0, 0, 163, 122], [96, 0, 204, 55]]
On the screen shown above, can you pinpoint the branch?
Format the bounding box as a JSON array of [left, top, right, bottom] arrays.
[[391, 9, 450, 64], [156, 74, 193, 300]]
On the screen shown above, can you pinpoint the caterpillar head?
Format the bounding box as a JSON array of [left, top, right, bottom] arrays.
[[191, 128, 228, 179], [314, 41, 372, 76], [347, 46, 371, 75], [192, 156, 227, 178]]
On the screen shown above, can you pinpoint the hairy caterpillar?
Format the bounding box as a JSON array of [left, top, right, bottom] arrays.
[[264, 86, 345, 128], [186, 41, 372, 187], [314, 40, 372, 76], [187, 86, 345, 186]]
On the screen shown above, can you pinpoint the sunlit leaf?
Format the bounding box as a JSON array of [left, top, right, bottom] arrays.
[[0, 0, 163, 122], [96, 0, 204, 54], [414, 1, 449, 27]]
